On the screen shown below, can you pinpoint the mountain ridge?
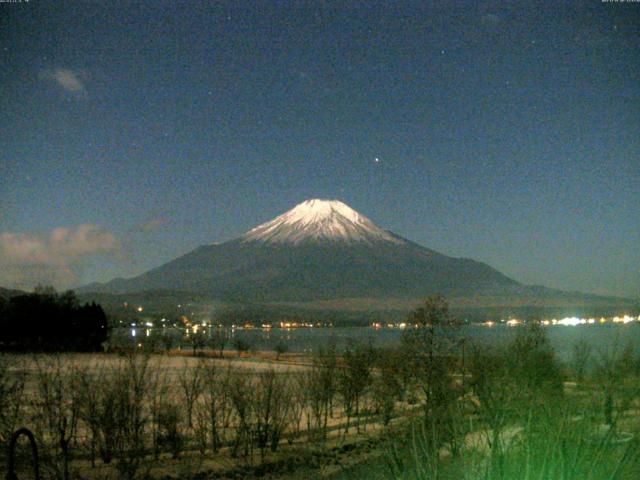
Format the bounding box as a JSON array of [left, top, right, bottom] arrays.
[[84, 235, 517, 301], [79, 199, 635, 310]]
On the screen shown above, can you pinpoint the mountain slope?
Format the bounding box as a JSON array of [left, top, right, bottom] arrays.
[[92, 238, 518, 301], [83, 199, 519, 301]]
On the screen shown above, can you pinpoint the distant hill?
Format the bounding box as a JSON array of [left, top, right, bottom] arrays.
[[80, 199, 636, 313], [0, 287, 26, 300]]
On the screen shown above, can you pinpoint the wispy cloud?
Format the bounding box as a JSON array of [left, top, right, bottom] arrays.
[[41, 68, 88, 96], [0, 224, 119, 290]]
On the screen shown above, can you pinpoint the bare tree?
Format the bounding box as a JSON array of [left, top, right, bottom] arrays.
[[178, 359, 204, 429], [469, 345, 512, 469], [157, 401, 183, 459], [232, 337, 251, 357], [209, 329, 227, 357], [469, 324, 565, 473], [287, 372, 306, 442], [197, 360, 233, 454], [305, 343, 337, 441], [227, 368, 254, 459], [149, 368, 170, 460], [372, 350, 404, 426], [337, 342, 372, 434], [304, 367, 325, 440], [402, 295, 464, 456], [76, 364, 107, 466], [33, 355, 80, 480], [0, 354, 25, 448], [111, 353, 153, 480], [251, 369, 292, 461], [274, 341, 288, 360], [571, 338, 592, 383], [508, 322, 564, 401], [189, 330, 207, 355], [595, 340, 640, 428], [402, 295, 458, 415]]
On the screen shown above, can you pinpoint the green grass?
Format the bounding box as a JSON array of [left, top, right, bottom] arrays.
[[369, 404, 639, 480]]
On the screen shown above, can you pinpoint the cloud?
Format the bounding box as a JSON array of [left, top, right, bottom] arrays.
[[0, 224, 119, 290], [41, 68, 88, 96]]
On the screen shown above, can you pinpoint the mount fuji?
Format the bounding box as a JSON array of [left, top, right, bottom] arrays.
[[82, 199, 633, 310], [241, 199, 404, 245]]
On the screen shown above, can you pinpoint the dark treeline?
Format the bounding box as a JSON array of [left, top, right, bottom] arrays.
[[0, 286, 108, 351]]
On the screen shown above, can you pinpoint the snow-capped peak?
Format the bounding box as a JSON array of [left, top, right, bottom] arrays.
[[242, 199, 404, 245]]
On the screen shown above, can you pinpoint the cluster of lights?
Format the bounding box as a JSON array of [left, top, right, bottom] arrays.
[[612, 315, 637, 324], [127, 313, 639, 339], [279, 321, 316, 329], [371, 322, 408, 329], [372, 322, 406, 329], [479, 315, 640, 327]]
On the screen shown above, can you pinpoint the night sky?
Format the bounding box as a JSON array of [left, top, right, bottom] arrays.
[[1, 1, 638, 298]]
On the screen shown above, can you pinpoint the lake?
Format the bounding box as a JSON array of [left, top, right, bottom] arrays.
[[123, 322, 640, 363], [233, 323, 640, 360]]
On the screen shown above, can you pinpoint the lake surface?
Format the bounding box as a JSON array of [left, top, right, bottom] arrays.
[[233, 323, 640, 361], [124, 322, 640, 363]]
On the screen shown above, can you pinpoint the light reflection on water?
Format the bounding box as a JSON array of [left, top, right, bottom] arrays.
[[118, 323, 640, 362]]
